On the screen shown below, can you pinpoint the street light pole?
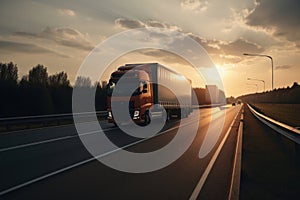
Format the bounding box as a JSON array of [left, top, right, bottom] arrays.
[[243, 53, 274, 90], [247, 78, 265, 92]]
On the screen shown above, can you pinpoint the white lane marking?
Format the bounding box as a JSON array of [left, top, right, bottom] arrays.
[[0, 117, 201, 196], [228, 108, 244, 200], [189, 106, 242, 200], [0, 107, 225, 153], [0, 127, 118, 153]]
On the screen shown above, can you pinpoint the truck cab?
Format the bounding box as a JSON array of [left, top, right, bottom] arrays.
[[107, 67, 153, 125]]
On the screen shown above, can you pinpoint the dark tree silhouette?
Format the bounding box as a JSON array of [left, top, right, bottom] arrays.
[[48, 71, 70, 87], [48, 71, 72, 113], [239, 82, 300, 104], [18, 65, 53, 116], [0, 62, 110, 118], [28, 64, 48, 86], [0, 62, 19, 117], [75, 76, 92, 87], [0, 62, 18, 84], [95, 82, 107, 111], [292, 82, 299, 89]]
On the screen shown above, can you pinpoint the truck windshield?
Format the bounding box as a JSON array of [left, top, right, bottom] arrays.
[[107, 81, 141, 97]]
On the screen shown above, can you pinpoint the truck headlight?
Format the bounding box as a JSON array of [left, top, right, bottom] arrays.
[[133, 110, 140, 119], [108, 111, 112, 119]]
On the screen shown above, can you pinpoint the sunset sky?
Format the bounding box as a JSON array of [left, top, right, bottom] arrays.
[[0, 0, 299, 97]]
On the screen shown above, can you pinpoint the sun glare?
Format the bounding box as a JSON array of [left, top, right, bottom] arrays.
[[215, 65, 226, 77]]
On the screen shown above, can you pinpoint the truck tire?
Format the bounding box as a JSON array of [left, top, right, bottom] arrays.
[[143, 111, 151, 125], [176, 109, 181, 119], [166, 110, 171, 121], [162, 110, 170, 122]]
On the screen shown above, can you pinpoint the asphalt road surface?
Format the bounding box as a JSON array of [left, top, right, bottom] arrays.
[[240, 105, 300, 200], [0, 105, 242, 200]]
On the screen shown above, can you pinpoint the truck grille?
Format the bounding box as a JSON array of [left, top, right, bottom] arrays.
[[111, 101, 135, 119]]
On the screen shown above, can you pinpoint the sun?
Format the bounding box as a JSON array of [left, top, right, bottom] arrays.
[[215, 64, 227, 78]]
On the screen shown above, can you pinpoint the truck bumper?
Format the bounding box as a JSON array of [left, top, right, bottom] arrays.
[[107, 109, 144, 125]]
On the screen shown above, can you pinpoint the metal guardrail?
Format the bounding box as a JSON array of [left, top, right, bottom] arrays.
[[228, 107, 244, 200], [0, 104, 223, 123], [0, 111, 107, 131], [192, 103, 227, 109], [248, 104, 300, 144], [0, 104, 227, 132]]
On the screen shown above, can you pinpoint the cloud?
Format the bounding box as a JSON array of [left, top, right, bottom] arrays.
[[14, 27, 94, 51], [114, 18, 265, 64], [187, 33, 264, 62], [180, 0, 208, 12], [115, 18, 182, 31], [219, 38, 264, 56], [115, 18, 145, 29], [58, 8, 76, 17], [145, 20, 166, 28], [0, 40, 70, 58], [138, 49, 190, 66], [213, 54, 243, 65], [275, 65, 293, 70], [246, 0, 300, 46], [187, 33, 221, 54]]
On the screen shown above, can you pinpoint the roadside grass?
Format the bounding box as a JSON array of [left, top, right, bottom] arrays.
[[250, 103, 300, 128]]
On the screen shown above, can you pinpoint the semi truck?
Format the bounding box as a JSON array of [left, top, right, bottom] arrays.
[[107, 63, 192, 125], [205, 85, 219, 104]]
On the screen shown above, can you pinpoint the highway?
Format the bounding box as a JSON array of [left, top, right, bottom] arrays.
[[0, 105, 242, 200]]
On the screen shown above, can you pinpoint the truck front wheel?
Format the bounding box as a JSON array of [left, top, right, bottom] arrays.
[[143, 111, 151, 125], [166, 110, 171, 121]]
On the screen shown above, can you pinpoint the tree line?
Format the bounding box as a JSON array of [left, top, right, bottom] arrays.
[[239, 82, 300, 104], [0, 62, 107, 117]]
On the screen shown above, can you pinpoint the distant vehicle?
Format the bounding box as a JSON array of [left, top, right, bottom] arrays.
[[107, 63, 192, 125]]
